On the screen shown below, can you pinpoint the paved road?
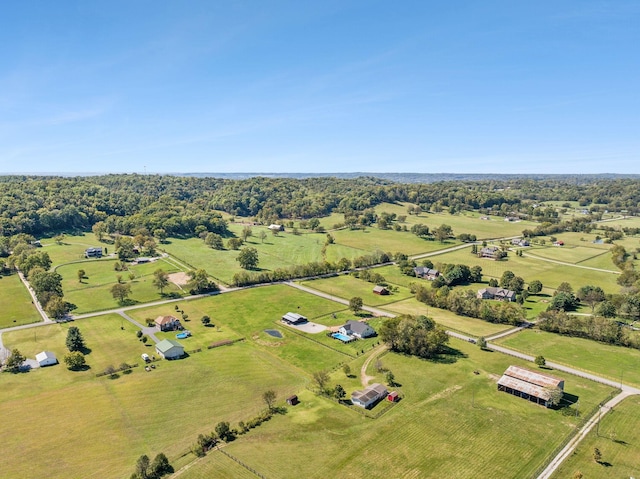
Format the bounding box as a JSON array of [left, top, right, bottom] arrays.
[[117, 311, 160, 344]]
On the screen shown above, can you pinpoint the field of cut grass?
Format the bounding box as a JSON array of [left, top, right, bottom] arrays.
[[0, 273, 42, 328], [127, 285, 352, 373], [1, 319, 305, 479], [496, 329, 640, 388], [526, 245, 612, 265], [182, 339, 615, 479], [300, 275, 413, 306], [331, 226, 458, 256], [58, 257, 183, 313], [161, 230, 362, 285], [551, 395, 640, 479]]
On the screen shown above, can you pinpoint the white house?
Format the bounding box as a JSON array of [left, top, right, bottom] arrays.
[[35, 351, 57, 367], [351, 383, 388, 408], [339, 320, 376, 339], [155, 339, 184, 359]]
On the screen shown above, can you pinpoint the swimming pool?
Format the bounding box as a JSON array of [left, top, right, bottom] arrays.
[[332, 332, 354, 343]]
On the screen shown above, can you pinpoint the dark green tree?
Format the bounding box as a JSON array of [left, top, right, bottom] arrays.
[[66, 326, 86, 352], [236, 247, 259, 270]]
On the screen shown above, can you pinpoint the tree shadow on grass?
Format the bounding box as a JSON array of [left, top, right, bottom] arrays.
[[118, 299, 137, 307], [427, 345, 468, 364], [68, 364, 91, 372]]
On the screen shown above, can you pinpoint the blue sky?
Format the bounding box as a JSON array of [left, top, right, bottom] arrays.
[[1, 1, 638, 174]]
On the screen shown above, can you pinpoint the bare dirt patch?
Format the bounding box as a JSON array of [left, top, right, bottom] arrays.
[[168, 272, 190, 286]]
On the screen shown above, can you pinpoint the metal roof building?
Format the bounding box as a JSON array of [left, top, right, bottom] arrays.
[[497, 365, 564, 408]]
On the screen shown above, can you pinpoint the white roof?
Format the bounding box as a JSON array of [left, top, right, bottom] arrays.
[[35, 351, 56, 361]]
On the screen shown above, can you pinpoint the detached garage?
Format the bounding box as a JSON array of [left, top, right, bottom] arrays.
[[155, 339, 184, 359], [35, 351, 57, 367]]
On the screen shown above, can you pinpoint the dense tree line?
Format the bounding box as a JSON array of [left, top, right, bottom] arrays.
[[413, 285, 527, 325], [3, 175, 640, 238], [537, 310, 640, 349]]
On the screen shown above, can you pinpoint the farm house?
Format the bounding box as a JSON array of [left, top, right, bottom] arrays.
[[497, 365, 564, 408]]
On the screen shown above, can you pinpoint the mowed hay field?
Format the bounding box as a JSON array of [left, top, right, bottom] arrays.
[[551, 395, 640, 479], [496, 329, 640, 388], [181, 339, 615, 479], [1, 320, 305, 479], [300, 275, 414, 306], [0, 273, 41, 328]]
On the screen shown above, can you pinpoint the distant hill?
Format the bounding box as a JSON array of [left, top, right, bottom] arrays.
[[175, 172, 640, 184]]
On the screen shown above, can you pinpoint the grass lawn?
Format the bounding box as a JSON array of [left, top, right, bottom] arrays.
[[300, 275, 413, 306], [0, 273, 42, 328], [551, 395, 640, 479], [496, 329, 640, 388], [1, 321, 305, 479], [526, 245, 612, 265], [58, 257, 183, 313], [181, 339, 615, 479], [383, 297, 511, 337]]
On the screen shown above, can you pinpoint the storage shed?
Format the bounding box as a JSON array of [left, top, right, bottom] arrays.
[[35, 351, 57, 367], [282, 312, 307, 324], [497, 365, 564, 407]]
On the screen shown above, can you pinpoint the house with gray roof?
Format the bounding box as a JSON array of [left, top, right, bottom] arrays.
[[414, 267, 440, 280], [477, 287, 516, 302], [339, 320, 376, 339]]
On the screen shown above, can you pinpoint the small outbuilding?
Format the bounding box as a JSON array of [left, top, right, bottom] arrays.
[[282, 312, 307, 325], [155, 339, 184, 359], [286, 395, 299, 406], [387, 391, 399, 402], [373, 285, 389, 295], [268, 224, 285, 231], [35, 351, 57, 367]]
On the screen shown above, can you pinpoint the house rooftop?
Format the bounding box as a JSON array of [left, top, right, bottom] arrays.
[[156, 339, 183, 353]]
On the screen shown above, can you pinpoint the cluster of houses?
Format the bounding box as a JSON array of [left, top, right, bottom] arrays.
[[498, 365, 565, 408]]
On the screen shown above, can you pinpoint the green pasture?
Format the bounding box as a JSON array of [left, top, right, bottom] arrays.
[[526, 245, 612, 265], [374, 202, 539, 239], [0, 273, 42, 328], [551, 395, 640, 479], [300, 275, 413, 306], [496, 329, 640, 388], [330, 226, 458, 256], [177, 449, 260, 478], [161, 230, 362, 285], [58, 257, 183, 313], [127, 285, 352, 373], [183, 339, 614, 479], [1, 322, 304, 479], [594, 215, 640, 230], [383, 297, 511, 337], [431, 247, 622, 293]]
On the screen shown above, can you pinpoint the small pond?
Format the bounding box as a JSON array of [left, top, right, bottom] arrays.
[[264, 329, 283, 338]]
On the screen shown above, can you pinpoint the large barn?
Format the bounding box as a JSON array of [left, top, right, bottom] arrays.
[[282, 312, 307, 325], [497, 365, 564, 407]]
